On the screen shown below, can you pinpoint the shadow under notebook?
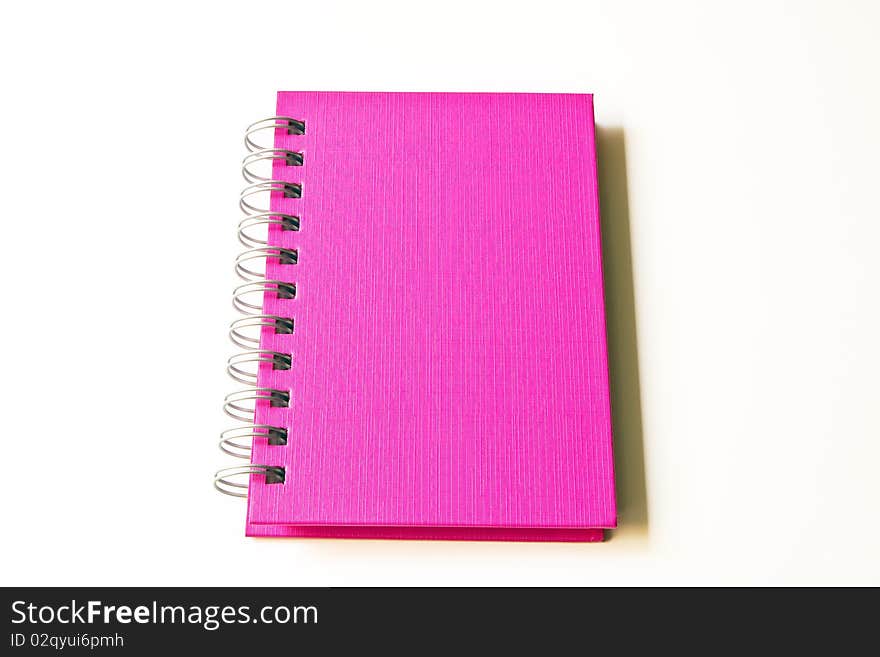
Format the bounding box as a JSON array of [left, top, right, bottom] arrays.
[[596, 126, 650, 541]]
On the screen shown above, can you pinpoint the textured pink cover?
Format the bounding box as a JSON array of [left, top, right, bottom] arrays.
[[246, 92, 615, 541]]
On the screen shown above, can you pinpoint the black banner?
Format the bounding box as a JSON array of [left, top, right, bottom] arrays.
[[0, 587, 870, 653]]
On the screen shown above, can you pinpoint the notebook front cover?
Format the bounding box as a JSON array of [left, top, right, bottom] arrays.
[[247, 92, 616, 533]]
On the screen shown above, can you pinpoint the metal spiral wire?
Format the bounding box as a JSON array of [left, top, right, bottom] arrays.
[[243, 149, 303, 183], [216, 116, 304, 497], [245, 116, 305, 152], [236, 247, 298, 281], [238, 214, 300, 248], [214, 465, 286, 497]]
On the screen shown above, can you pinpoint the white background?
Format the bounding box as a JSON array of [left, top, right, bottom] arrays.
[[1, 0, 878, 586]]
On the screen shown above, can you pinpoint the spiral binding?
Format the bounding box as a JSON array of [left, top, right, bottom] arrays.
[[238, 214, 300, 248], [215, 116, 304, 497], [243, 149, 303, 183]]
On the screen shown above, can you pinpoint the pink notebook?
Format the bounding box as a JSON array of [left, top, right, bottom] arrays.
[[218, 92, 616, 541]]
